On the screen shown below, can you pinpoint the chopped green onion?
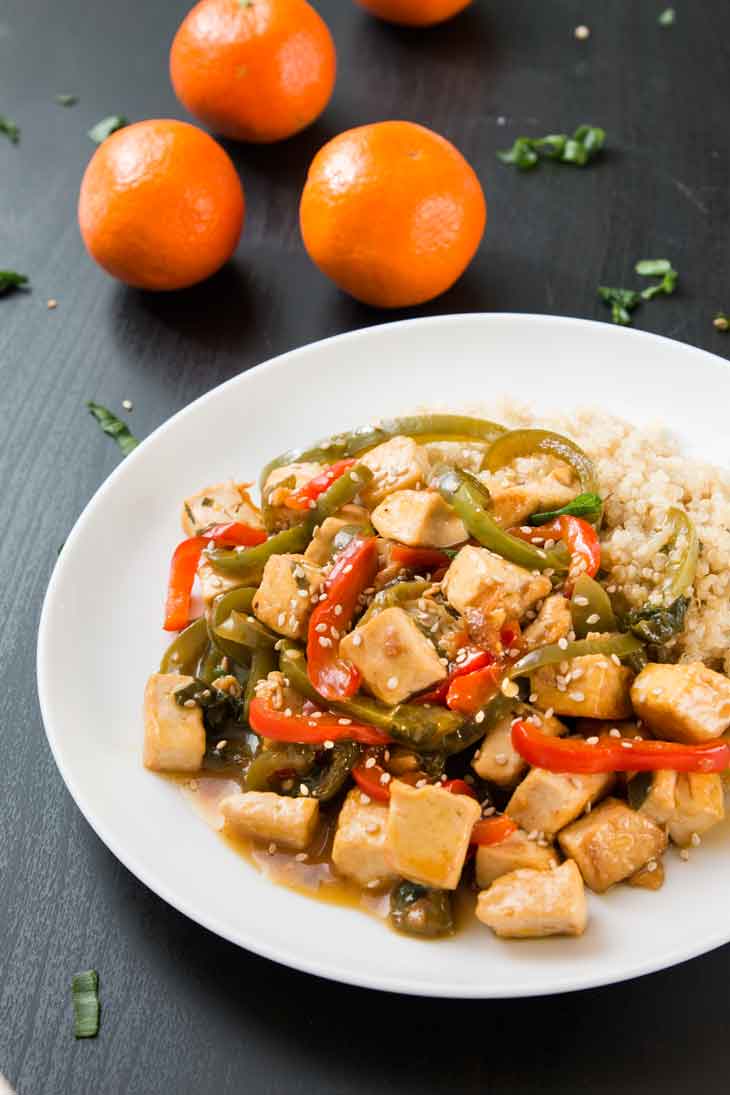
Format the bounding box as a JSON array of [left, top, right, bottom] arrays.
[[87, 401, 140, 456], [498, 125, 605, 171], [497, 137, 538, 170], [528, 492, 603, 525], [658, 8, 675, 26], [0, 115, 20, 144], [0, 270, 29, 296], [55, 93, 78, 107], [88, 115, 128, 143], [635, 258, 678, 300], [72, 970, 100, 1038], [598, 286, 642, 326]]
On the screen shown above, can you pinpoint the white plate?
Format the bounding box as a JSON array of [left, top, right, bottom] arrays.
[[37, 314, 730, 998]]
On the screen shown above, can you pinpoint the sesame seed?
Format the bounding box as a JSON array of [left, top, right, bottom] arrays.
[[586, 736, 599, 745], [679, 849, 690, 861], [315, 622, 327, 633], [299, 784, 310, 796], [268, 843, 277, 855], [47, 298, 58, 309], [527, 829, 539, 841], [183, 698, 196, 708], [333, 604, 343, 616], [387, 676, 399, 689], [609, 728, 621, 738], [365, 823, 380, 835], [295, 853, 308, 862], [122, 398, 133, 411], [545, 707, 554, 719], [360, 793, 371, 805], [351, 632, 363, 646], [475, 710, 485, 724], [283, 707, 292, 718], [323, 739, 335, 749], [611, 653, 621, 666], [343, 563, 353, 574], [646, 859, 658, 873], [529, 693, 538, 703], [690, 832, 701, 847], [501, 679, 519, 698], [188, 779, 198, 791], [574, 24, 590, 39], [558, 637, 568, 650], [277, 612, 286, 627], [483, 805, 496, 816], [569, 691, 585, 702], [365, 756, 376, 768], [620, 740, 633, 749], [495, 753, 508, 765], [338, 717, 352, 725], [380, 772, 391, 784], [318, 636, 332, 648]]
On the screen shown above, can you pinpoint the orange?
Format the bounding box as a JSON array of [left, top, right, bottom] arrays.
[[354, 0, 472, 26], [170, 0, 336, 143], [78, 119, 244, 291], [299, 121, 486, 309]]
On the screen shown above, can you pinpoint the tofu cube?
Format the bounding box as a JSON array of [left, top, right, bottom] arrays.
[[263, 462, 324, 530], [331, 789, 398, 887], [472, 708, 567, 787], [220, 791, 319, 851], [530, 653, 634, 719], [631, 662, 730, 743], [370, 490, 467, 548], [506, 762, 614, 838], [489, 477, 578, 530], [143, 673, 206, 773], [359, 436, 431, 508], [197, 556, 248, 606], [303, 508, 371, 566], [182, 480, 263, 537], [667, 773, 725, 847], [637, 770, 678, 826], [523, 594, 572, 651], [339, 606, 446, 704], [252, 553, 323, 639], [475, 829, 559, 888], [386, 780, 480, 890], [558, 798, 667, 893], [442, 545, 551, 642], [476, 860, 587, 939], [627, 860, 665, 891]]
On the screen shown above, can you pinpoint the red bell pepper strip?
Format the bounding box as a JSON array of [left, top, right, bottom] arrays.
[[307, 536, 379, 700], [511, 719, 730, 775], [446, 662, 502, 715], [352, 762, 391, 801], [442, 778, 479, 800], [249, 697, 392, 747], [163, 522, 267, 632], [284, 459, 357, 511], [390, 544, 453, 572], [470, 815, 518, 846], [511, 515, 600, 594], [415, 648, 495, 706]]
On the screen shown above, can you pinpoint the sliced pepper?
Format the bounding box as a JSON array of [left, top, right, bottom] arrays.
[[357, 579, 431, 627], [243, 645, 277, 721], [307, 536, 379, 700], [209, 586, 257, 664], [284, 458, 358, 511], [511, 719, 730, 774], [390, 545, 453, 572], [511, 514, 600, 593], [485, 428, 599, 521], [248, 696, 392, 746], [570, 573, 616, 637], [415, 647, 495, 706], [352, 761, 391, 802], [627, 507, 698, 644], [508, 632, 644, 680], [159, 616, 209, 675], [442, 778, 479, 800], [470, 815, 518, 845], [163, 522, 267, 632], [446, 662, 502, 715]]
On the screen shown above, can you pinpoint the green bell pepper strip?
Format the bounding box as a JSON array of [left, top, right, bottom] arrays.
[[508, 632, 644, 680], [660, 507, 698, 603], [485, 428, 598, 499], [570, 574, 617, 637], [626, 507, 697, 645], [196, 642, 227, 685], [261, 473, 295, 532], [208, 587, 257, 664], [243, 645, 277, 720], [214, 609, 278, 652], [357, 579, 431, 627], [390, 881, 454, 938], [278, 643, 466, 749], [206, 464, 373, 578], [259, 414, 507, 491], [159, 616, 209, 675], [244, 740, 361, 801], [435, 466, 567, 572], [245, 744, 314, 792]]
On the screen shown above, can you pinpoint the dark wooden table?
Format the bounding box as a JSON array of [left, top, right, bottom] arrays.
[[2, 1, 729, 1091]]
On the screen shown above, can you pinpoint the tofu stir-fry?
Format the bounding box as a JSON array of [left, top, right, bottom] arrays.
[[144, 413, 730, 941]]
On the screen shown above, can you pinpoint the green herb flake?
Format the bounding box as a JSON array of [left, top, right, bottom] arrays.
[[72, 969, 100, 1039], [528, 492, 604, 525], [55, 93, 78, 107], [498, 125, 604, 171], [88, 114, 128, 144], [713, 312, 730, 332], [635, 258, 678, 300], [658, 8, 675, 26], [201, 496, 214, 507], [598, 286, 642, 326], [0, 270, 29, 296], [0, 115, 20, 144], [87, 401, 140, 456]]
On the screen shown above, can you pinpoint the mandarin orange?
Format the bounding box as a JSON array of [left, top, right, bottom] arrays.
[[355, 0, 472, 26]]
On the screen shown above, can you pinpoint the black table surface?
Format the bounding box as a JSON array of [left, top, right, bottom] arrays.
[[2, 1, 729, 1091]]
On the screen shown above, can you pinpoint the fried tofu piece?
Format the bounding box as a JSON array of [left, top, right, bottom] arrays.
[[196, 556, 248, 606], [143, 673, 206, 773], [182, 480, 262, 537], [667, 773, 725, 847], [262, 462, 324, 530], [331, 790, 398, 888], [476, 860, 587, 939], [475, 829, 559, 888], [220, 791, 319, 851], [523, 594, 572, 651], [386, 780, 480, 890], [558, 798, 667, 893], [637, 770, 678, 826], [530, 653, 633, 719], [489, 477, 578, 530], [472, 708, 567, 787], [358, 436, 431, 508], [339, 606, 446, 704], [442, 545, 551, 643], [631, 662, 730, 743], [627, 861, 665, 891], [252, 553, 323, 640], [303, 508, 371, 566], [371, 490, 467, 548], [506, 762, 614, 838]]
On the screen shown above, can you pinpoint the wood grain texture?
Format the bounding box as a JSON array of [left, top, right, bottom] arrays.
[[1, 0, 729, 1091]]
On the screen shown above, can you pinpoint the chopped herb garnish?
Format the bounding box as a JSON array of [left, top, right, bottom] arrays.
[[598, 286, 642, 326], [0, 270, 29, 296], [55, 93, 78, 107], [498, 125, 605, 170], [201, 496, 214, 507], [87, 401, 140, 456], [184, 501, 197, 526], [658, 8, 675, 26], [713, 312, 729, 332], [528, 492, 604, 525], [635, 258, 678, 300], [72, 970, 100, 1039], [88, 115, 128, 144], [0, 115, 20, 144]]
